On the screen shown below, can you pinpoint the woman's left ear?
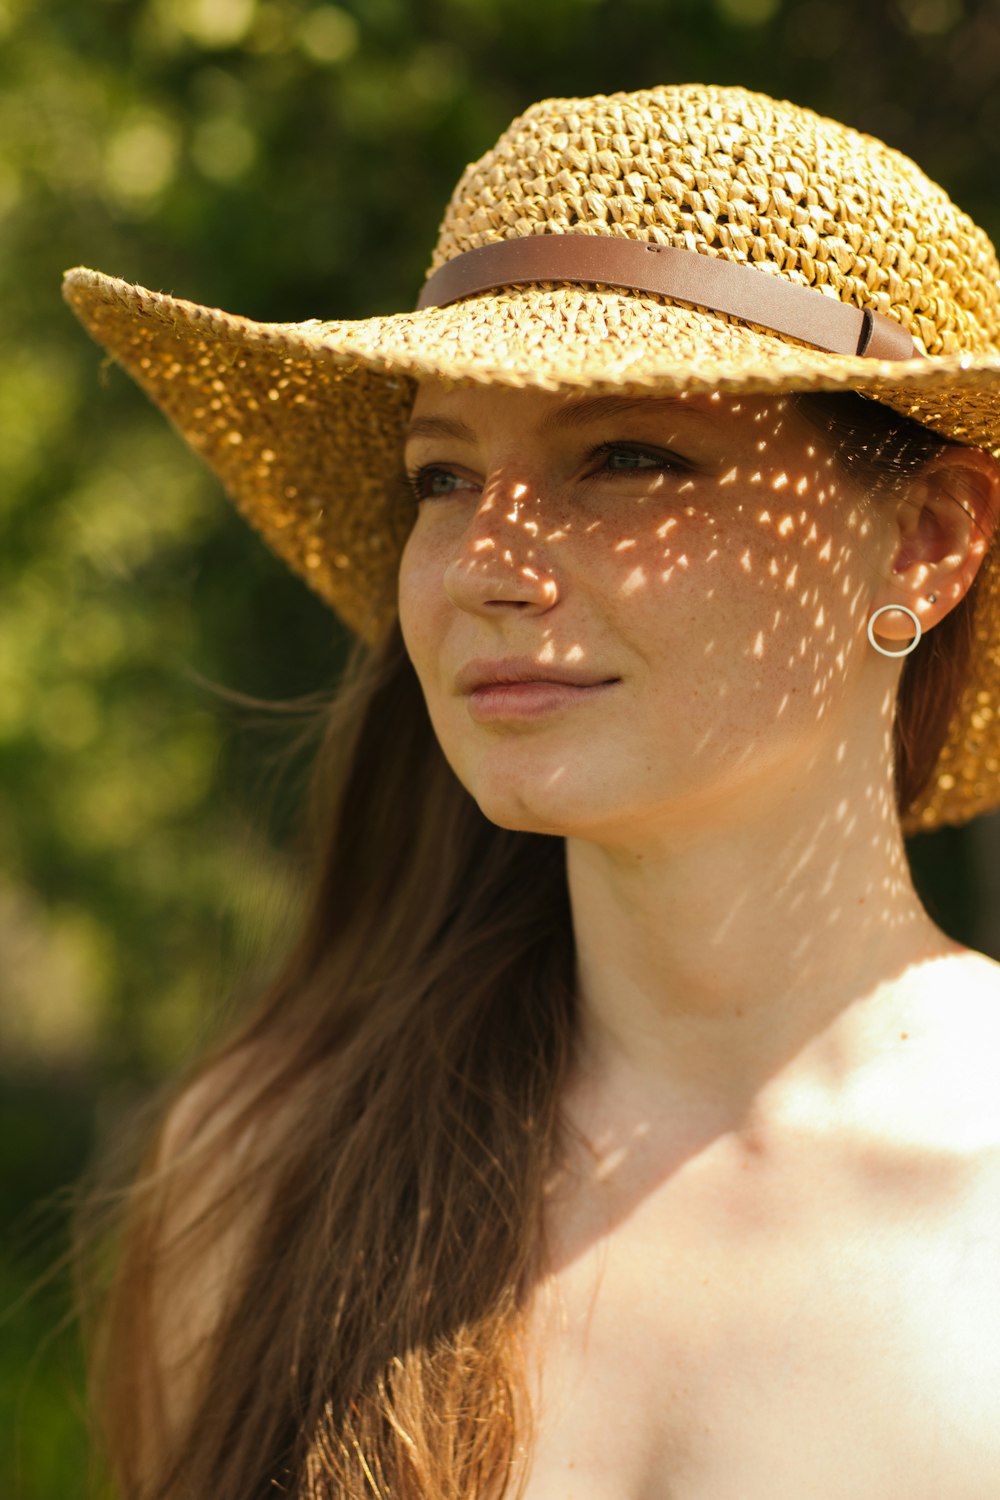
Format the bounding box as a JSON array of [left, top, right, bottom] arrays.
[[890, 443, 1000, 609]]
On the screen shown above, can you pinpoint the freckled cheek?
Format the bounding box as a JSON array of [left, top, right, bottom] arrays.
[[610, 517, 843, 661], [397, 536, 451, 672], [602, 513, 734, 606]]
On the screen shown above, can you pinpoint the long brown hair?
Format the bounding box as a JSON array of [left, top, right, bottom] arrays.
[[68, 389, 992, 1500]]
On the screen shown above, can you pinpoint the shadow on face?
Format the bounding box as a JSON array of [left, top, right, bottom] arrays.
[[396, 380, 919, 842]]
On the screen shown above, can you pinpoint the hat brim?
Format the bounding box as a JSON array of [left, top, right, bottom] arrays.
[[62, 266, 1000, 627], [62, 265, 1000, 836]]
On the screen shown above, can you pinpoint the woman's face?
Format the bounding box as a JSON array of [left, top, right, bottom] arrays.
[[397, 380, 895, 839]]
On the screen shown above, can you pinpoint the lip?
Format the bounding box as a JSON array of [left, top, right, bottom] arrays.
[[456, 656, 620, 694], [466, 680, 619, 722]]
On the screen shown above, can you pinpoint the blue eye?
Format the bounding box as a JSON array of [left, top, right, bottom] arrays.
[[403, 443, 691, 504], [592, 442, 691, 475], [404, 466, 472, 504]]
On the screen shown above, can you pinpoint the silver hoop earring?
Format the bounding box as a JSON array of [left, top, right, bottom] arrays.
[[867, 603, 922, 657]]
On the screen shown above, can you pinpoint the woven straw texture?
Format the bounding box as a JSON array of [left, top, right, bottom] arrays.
[[63, 83, 1000, 834]]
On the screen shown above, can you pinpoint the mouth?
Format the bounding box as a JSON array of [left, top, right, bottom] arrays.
[[465, 678, 620, 722], [456, 657, 620, 695]]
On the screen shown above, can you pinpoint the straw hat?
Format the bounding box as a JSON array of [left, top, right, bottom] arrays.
[[63, 83, 1000, 834]]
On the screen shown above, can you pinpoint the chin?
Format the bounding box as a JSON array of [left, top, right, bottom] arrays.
[[473, 795, 570, 836], [462, 765, 614, 839], [438, 723, 635, 837]]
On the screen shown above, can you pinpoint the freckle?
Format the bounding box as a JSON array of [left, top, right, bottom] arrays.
[[900, 1032, 909, 1040]]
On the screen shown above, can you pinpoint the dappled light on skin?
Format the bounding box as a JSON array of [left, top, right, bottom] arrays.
[[506, 481, 530, 524], [406, 390, 855, 836], [397, 381, 961, 760], [536, 402, 873, 699], [395, 378, 1000, 1163], [398, 382, 1000, 1495]]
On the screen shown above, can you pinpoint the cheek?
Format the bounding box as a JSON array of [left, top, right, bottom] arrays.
[[397, 528, 486, 793], [398, 534, 437, 651], [620, 502, 864, 699], [397, 527, 444, 664]]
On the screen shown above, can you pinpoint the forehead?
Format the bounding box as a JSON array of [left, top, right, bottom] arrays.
[[404, 386, 796, 446]]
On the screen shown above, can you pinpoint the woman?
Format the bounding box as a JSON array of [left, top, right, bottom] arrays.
[[64, 84, 1000, 1499]]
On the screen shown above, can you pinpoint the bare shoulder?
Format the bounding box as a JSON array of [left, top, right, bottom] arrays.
[[137, 1046, 297, 1476], [911, 943, 1000, 1023], [927, 945, 1000, 1039], [895, 945, 1000, 1159], [154, 1041, 302, 1296], [156, 1043, 278, 1174], [946, 944, 1000, 987]]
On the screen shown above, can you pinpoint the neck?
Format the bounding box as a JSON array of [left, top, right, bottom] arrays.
[[563, 750, 962, 1136]]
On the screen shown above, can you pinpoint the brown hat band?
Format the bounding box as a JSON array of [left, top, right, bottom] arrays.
[[416, 234, 919, 361]]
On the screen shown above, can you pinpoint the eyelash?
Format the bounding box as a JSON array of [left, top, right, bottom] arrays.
[[403, 442, 693, 504]]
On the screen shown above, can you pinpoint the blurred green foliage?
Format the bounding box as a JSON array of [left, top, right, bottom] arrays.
[[4, 0, 1000, 1492]]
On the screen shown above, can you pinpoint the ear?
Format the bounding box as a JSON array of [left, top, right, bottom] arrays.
[[871, 444, 1000, 643]]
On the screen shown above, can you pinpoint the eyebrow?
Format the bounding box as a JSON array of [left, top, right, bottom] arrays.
[[402, 394, 717, 447]]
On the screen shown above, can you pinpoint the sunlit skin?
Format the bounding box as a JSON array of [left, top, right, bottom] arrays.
[[398, 380, 1000, 1153], [399, 380, 1000, 1490]]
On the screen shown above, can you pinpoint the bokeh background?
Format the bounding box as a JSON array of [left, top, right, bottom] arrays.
[[5, 0, 1000, 1493]]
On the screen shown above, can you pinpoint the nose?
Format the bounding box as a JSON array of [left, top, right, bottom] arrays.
[[442, 473, 561, 618]]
